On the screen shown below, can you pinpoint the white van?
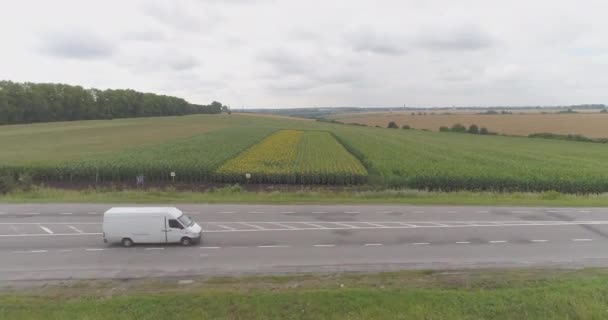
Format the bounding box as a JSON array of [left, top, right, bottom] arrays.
[[103, 207, 202, 247]]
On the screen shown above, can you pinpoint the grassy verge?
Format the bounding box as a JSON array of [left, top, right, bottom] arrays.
[[2, 186, 608, 206], [2, 268, 608, 319]]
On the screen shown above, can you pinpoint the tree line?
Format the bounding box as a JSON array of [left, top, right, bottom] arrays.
[[0, 81, 225, 125]]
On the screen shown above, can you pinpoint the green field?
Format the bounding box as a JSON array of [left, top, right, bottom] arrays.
[[2, 269, 608, 319], [215, 130, 367, 184], [2, 113, 608, 192]]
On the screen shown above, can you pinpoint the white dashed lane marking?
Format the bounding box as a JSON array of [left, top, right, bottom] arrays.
[[531, 239, 548, 243], [455, 241, 470, 244], [31, 250, 48, 253], [331, 222, 360, 228], [572, 239, 593, 242], [413, 242, 430, 245], [218, 211, 236, 214], [269, 222, 297, 229], [68, 225, 84, 233], [215, 224, 236, 231], [39, 226, 53, 234], [240, 223, 265, 230], [200, 246, 220, 249], [314, 244, 336, 247], [9, 225, 19, 234], [85, 248, 104, 251], [60, 212, 73, 215], [364, 243, 383, 246], [490, 240, 507, 243], [258, 245, 290, 248], [144, 248, 165, 250]]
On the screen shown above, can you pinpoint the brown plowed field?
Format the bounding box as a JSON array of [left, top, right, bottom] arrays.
[[333, 112, 608, 138]]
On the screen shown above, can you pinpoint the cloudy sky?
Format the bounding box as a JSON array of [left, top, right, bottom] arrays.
[[1, 0, 607, 108]]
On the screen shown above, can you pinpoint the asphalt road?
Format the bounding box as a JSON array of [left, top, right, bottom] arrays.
[[1, 204, 608, 281]]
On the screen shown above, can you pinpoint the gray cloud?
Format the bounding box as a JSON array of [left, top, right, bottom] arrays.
[[40, 30, 115, 59], [347, 29, 407, 55], [417, 25, 493, 51], [123, 29, 167, 42], [259, 49, 361, 93], [168, 55, 199, 71], [118, 51, 200, 73], [4, 0, 607, 107], [142, 2, 201, 31], [259, 50, 312, 75]]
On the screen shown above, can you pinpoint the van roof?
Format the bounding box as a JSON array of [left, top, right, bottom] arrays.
[[104, 207, 182, 218]]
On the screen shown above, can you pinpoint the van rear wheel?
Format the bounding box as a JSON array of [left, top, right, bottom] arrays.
[[121, 238, 134, 247], [180, 237, 192, 246]]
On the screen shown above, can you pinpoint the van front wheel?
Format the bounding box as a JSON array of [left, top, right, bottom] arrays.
[[180, 237, 192, 246], [121, 238, 134, 247]]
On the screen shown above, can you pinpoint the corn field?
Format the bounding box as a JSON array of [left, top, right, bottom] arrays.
[[0, 127, 275, 184], [214, 130, 368, 184]]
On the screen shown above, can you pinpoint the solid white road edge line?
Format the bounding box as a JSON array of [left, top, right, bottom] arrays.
[[0, 233, 102, 237], [258, 245, 290, 248]]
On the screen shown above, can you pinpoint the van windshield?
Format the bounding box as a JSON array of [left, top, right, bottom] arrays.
[[177, 214, 194, 227]]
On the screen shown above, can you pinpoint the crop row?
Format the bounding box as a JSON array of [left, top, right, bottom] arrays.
[[214, 130, 367, 185], [0, 127, 275, 184], [331, 125, 608, 193]]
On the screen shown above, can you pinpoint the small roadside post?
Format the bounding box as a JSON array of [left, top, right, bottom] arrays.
[[171, 171, 176, 183], [136, 175, 144, 188], [245, 173, 251, 183]]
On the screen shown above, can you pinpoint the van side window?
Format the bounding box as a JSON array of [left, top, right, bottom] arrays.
[[168, 219, 183, 229]]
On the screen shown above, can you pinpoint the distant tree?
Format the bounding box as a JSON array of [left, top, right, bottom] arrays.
[[468, 124, 479, 134], [401, 124, 411, 129], [0, 81, 224, 125], [450, 123, 467, 133], [439, 126, 450, 132], [601, 109, 607, 113], [480, 127, 489, 135], [387, 121, 399, 129]]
